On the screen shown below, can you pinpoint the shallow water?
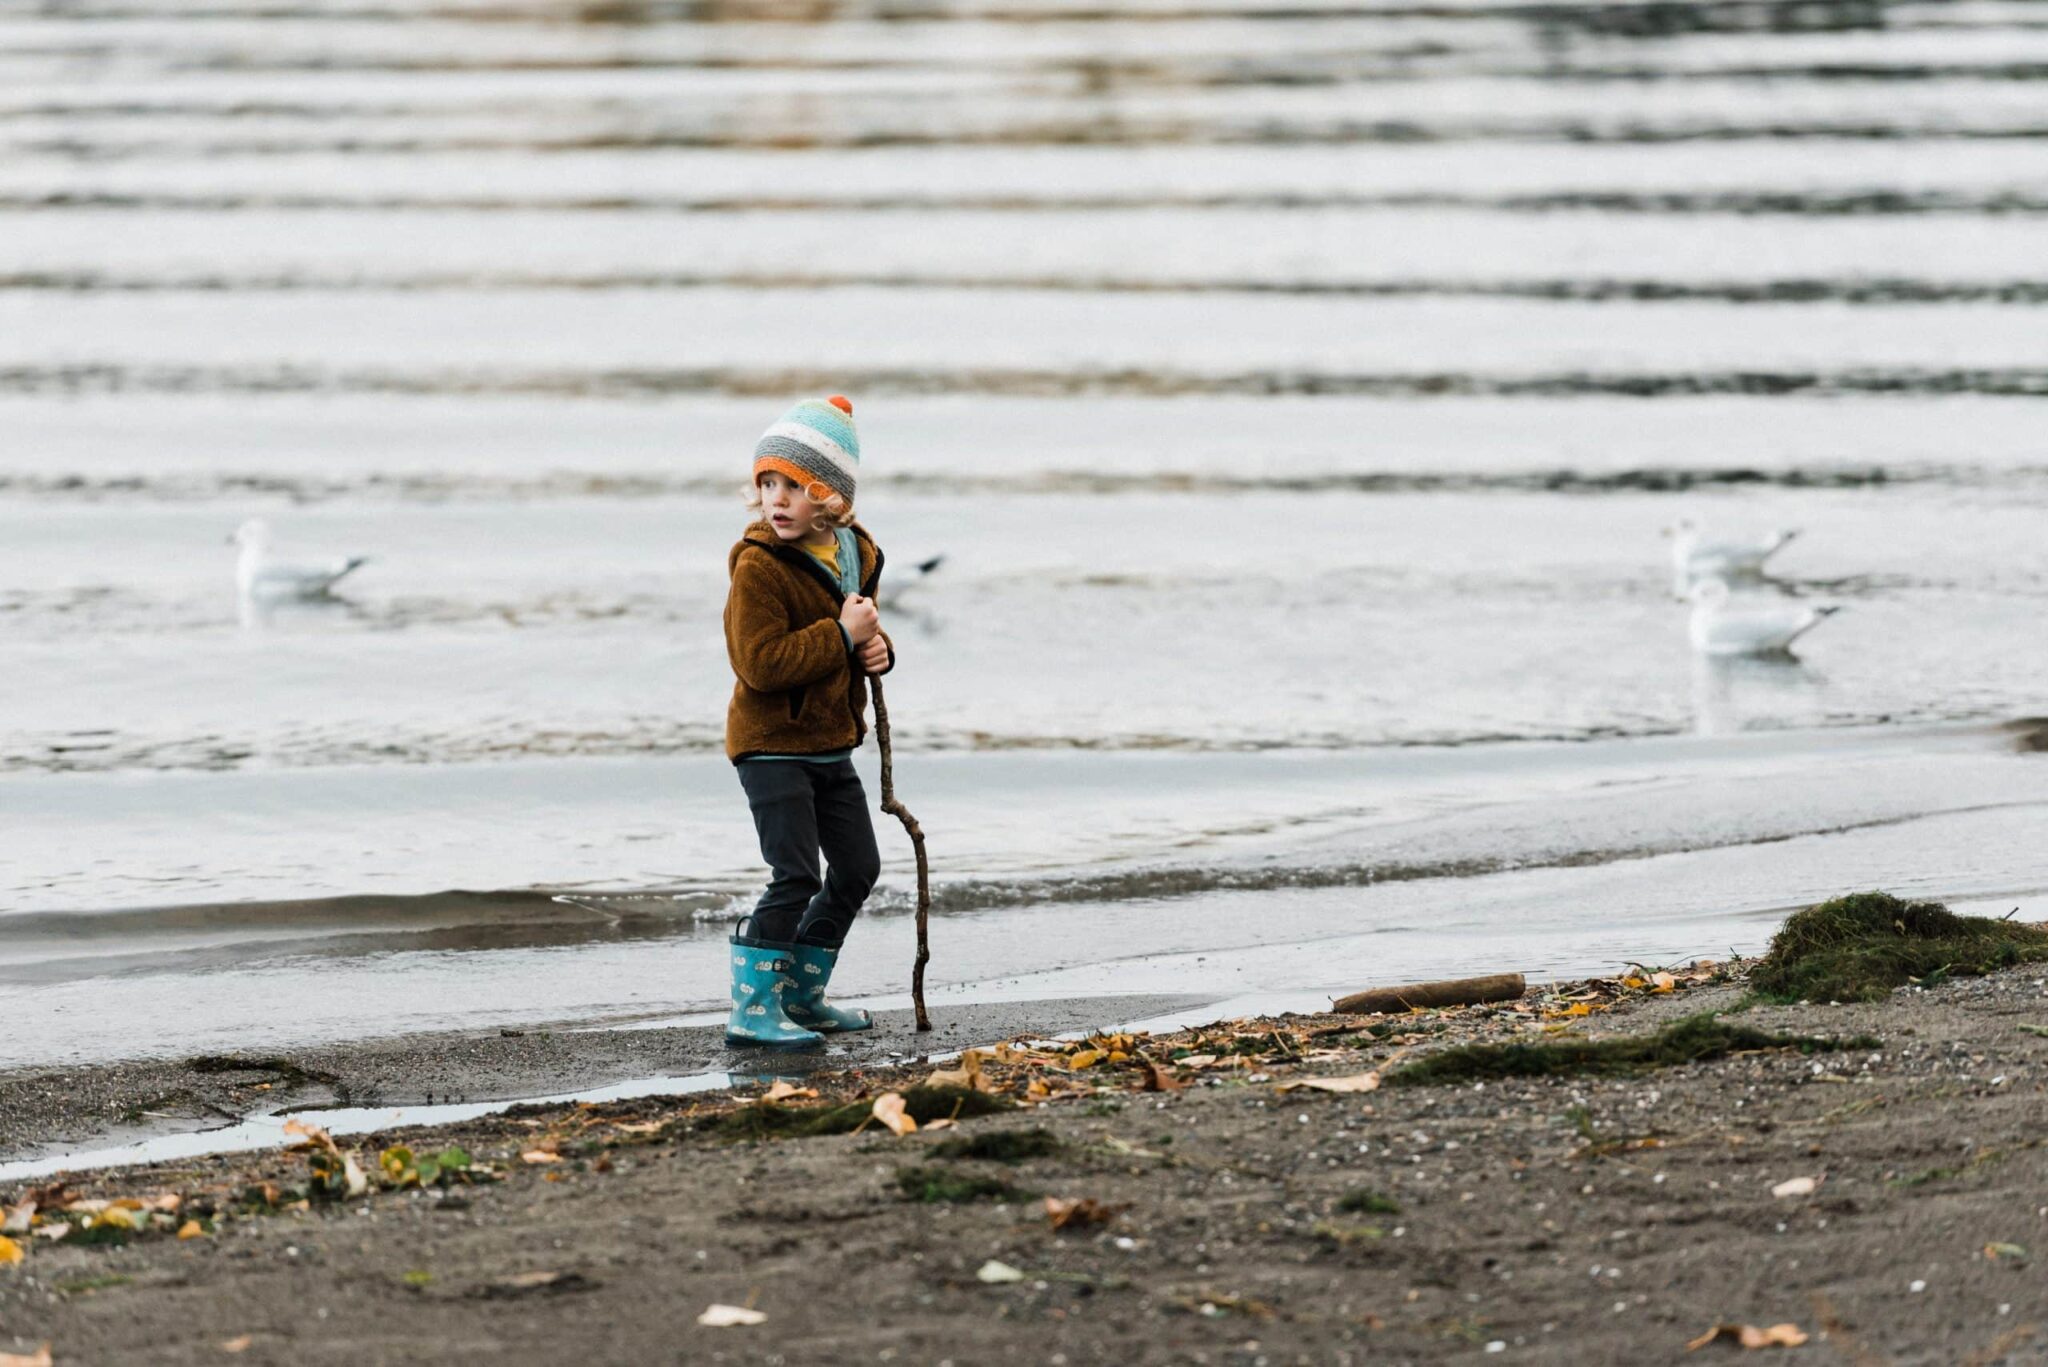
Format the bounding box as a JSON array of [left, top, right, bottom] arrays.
[[4, 0, 2046, 1072]]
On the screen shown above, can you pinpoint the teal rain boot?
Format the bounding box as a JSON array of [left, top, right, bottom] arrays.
[[781, 941, 873, 1034], [724, 930, 823, 1051]]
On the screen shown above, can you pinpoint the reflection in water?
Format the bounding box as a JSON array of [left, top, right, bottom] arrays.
[[1691, 652, 1826, 736]]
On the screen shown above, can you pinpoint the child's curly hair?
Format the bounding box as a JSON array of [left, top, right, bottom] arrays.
[[744, 475, 856, 533]]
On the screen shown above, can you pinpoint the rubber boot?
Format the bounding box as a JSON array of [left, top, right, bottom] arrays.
[[781, 940, 873, 1034], [724, 928, 823, 1050]]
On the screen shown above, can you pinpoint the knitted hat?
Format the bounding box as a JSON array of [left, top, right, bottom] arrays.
[[753, 395, 859, 507]]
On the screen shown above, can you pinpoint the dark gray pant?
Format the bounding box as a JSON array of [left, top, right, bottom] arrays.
[[737, 759, 881, 948]]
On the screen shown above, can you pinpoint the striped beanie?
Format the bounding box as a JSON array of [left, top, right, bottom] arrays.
[[753, 395, 860, 507]]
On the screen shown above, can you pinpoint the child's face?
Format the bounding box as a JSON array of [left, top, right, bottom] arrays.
[[757, 471, 824, 541]]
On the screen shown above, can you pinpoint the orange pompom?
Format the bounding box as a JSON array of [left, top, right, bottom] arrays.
[[826, 394, 853, 415]]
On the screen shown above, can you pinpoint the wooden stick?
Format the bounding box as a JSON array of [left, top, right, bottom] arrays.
[[869, 676, 932, 1031], [1332, 973, 1525, 1016]]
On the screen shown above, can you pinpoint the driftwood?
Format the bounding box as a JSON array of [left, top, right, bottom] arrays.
[[869, 677, 931, 1031], [1333, 973, 1525, 1016]]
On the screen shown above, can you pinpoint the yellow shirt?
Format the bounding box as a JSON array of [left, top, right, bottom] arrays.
[[803, 540, 840, 578]]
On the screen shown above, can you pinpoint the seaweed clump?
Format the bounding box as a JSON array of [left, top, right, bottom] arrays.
[[929, 1127, 1060, 1163], [1749, 891, 2048, 1004], [894, 1165, 1031, 1204], [698, 1086, 1011, 1142], [1384, 1013, 1873, 1087]]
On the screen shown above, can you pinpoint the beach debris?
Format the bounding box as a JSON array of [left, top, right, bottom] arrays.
[[0, 1235, 23, 1266], [284, 1119, 368, 1200], [1335, 973, 1526, 1016], [1044, 1196, 1123, 1231], [697, 1304, 767, 1328], [2, 1202, 32, 1235], [1750, 891, 2048, 1004], [1278, 1072, 1381, 1095], [1771, 1176, 1820, 1199], [1984, 1242, 2029, 1263], [1139, 1057, 1184, 1092], [0, 1346, 53, 1367], [1685, 1321, 1809, 1350], [177, 1220, 206, 1239], [976, 1260, 1028, 1284], [221, 1336, 254, 1354], [924, 1049, 994, 1092], [1385, 1014, 1878, 1087], [872, 1092, 918, 1137], [379, 1145, 476, 1189], [761, 1080, 818, 1103], [868, 676, 933, 1031], [1169, 1288, 1274, 1320]]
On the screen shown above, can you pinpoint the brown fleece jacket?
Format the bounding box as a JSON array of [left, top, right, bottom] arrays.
[[723, 520, 894, 764]]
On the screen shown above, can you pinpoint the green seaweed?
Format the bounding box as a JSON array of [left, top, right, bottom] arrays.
[[1336, 1188, 1399, 1215], [1384, 1013, 1875, 1086], [929, 1127, 1059, 1163], [1749, 891, 2048, 1004], [894, 1165, 1031, 1204], [697, 1085, 1011, 1141]]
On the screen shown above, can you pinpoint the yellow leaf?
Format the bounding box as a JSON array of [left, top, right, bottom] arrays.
[[871, 1093, 917, 1137], [1106, 1050, 1129, 1065], [1686, 1322, 1810, 1351], [1068, 1049, 1104, 1070], [0, 1235, 23, 1266], [95, 1207, 138, 1231], [542, 1171, 565, 1183], [0, 1345, 52, 1367], [1621, 976, 1648, 990], [520, 1150, 563, 1165], [1277, 1073, 1381, 1095], [177, 1220, 206, 1240]]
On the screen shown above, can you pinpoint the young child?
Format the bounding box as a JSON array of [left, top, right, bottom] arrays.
[[723, 395, 894, 1049]]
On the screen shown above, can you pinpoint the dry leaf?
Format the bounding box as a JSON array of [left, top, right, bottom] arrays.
[[976, 1260, 1027, 1284], [871, 1093, 918, 1137], [612, 1121, 665, 1136], [0, 1346, 52, 1367], [177, 1220, 206, 1240], [0, 1235, 23, 1266], [1177, 1054, 1219, 1069], [1278, 1072, 1381, 1095], [281, 1118, 335, 1149], [1652, 971, 1677, 992], [761, 1080, 818, 1103], [221, 1335, 254, 1354], [923, 1118, 959, 1132], [697, 1304, 767, 1327], [520, 1150, 563, 1165], [1140, 1059, 1184, 1092], [1044, 1196, 1122, 1231], [1067, 1048, 1105, 1070], [1686, 1322, 1810, 1351], [2, 1204, 34, 1235], [1770, 1176, 1819, 1199]]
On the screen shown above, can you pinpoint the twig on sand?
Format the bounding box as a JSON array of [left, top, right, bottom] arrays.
[[870, 677, 932, 1031]]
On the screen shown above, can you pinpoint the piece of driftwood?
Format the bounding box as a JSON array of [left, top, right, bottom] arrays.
[[869, 676, 931, 1031], [1333, 973, 1525, 1016]]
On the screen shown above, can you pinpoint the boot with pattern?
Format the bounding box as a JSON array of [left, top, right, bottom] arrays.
[[781, 940, 873, 1034], [723, 928, 823, 1050]]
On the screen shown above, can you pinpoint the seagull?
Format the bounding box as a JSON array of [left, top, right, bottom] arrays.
[[1665, 518, 1798, 596], [230, 519, 368, 603], [1688, 579, 1839, 656], [878, 554, 944, 611]]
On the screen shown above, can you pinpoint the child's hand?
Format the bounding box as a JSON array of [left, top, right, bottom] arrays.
[[858, 635, 889, 674], [839, 594, 880, 644]]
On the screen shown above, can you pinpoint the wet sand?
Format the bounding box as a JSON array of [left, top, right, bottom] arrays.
[[6, 967, 2048, 1364]]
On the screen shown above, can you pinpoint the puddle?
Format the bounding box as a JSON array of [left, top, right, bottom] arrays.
[[0, 1068, 744, 1186]]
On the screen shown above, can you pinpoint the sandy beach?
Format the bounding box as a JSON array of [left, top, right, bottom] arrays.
[[7, 944, 2048, 1365]]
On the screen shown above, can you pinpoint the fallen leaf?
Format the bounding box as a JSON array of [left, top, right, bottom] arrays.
[[1, 1203, 32, 1235], [32, 1224, 70, 1243], [1067, 1048, 1105, 1070], [1770, 1176, 1819, 1199], [697, 1304, 767, 1327], [1045, 1196, 1122, 1231], [976, 1260, 1027, 1284], [1985, 1242, 2029, 1261], [94, 1207, 138, 1232], [611, 1121, 665, 1136], [177, 1220, 206, 1240], [1278, 1072, 1381, 1095], [281, 1118, 335, 1149], [0, 1235, 22, 1266], [1652, 971, 1677, 992], [1177, 1054, 1219, 1069], [872, 1093, 917, 1137], [761, 1080, 817, 1103], [0, 1346, 52, 1367], [923, 1118, 958, 1132], [1686, 1322, 1810, 1351], [520, 1150, 563, 1165], [1139, 1058, 1184, 1092], [221, 1335, 254, 1353]]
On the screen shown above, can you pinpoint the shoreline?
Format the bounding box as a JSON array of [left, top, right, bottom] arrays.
[[6, 960, 2048, 1363]]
